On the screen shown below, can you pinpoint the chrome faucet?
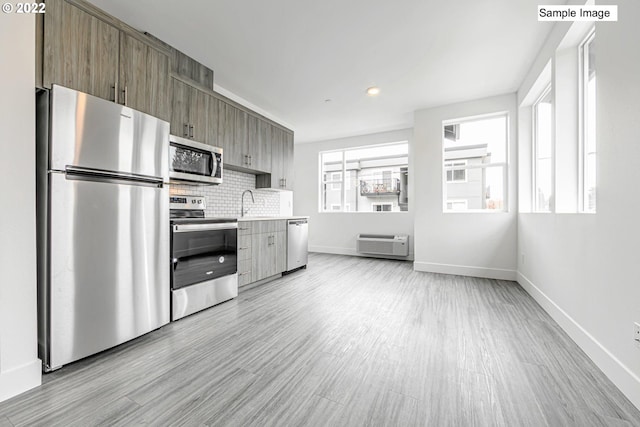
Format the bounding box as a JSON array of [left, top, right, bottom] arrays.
[[241, 189, 255, 217]]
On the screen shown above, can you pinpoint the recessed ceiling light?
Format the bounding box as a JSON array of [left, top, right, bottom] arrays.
[[366, 86, 380, 96]]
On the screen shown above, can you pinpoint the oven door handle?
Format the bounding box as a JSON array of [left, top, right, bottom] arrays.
[[173, 223, 238, 232]]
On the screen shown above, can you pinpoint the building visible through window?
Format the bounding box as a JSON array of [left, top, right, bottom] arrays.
[[320, 142, 409, 212], [534, 86, 553, 211], [442, 114, 508, 211], [581, 30, 596, 212]]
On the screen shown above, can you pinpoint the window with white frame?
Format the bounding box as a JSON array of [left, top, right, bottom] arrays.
[[533, 86, 553, 211], [330, 172, 342, 190], [442, 114, 508, 211], [581, 30, 596, 212], [446, 199, 468, 211], [319, 142, 409, 212], [372, 203, 393, 212], [445, 160, 467, 182]]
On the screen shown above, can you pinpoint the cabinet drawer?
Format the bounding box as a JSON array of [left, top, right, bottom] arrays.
[[238, 259, 252, 287], [238, 235, 252, 261], [252, 220, 286, 234], [238, 222, 253, 235]]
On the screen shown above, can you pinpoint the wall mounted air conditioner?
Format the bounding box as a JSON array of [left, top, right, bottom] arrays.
[[356, 234, 409, 257]]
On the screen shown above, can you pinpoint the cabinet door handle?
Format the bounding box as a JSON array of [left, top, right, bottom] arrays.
[[244, 154, 249, 165], [111, 83, 117, 103], [238, 247, 249, 250], [124, 86, 128, 106], [249, 155, 252, 166], [189, 124, 194, 138], [183, 124, 189, 137]]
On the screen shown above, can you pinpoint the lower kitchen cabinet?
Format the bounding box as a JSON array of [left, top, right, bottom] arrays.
[[237, 220, 287, 287], [237, 223, 253, 287]]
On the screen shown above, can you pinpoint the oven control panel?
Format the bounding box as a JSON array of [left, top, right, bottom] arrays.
[[169, 195, 206, 211]]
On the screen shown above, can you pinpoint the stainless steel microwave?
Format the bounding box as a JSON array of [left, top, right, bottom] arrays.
[[169, 135, 223, 185]]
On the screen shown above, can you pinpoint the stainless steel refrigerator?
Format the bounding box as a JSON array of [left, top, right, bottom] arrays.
[[36, 85, 170, 372]]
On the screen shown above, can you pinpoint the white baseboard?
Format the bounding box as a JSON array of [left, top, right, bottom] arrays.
[[517, 272, 640, 411], [309, 245, 414, 261], [0, 358, 41, 403], [413, 261, 517, 281]]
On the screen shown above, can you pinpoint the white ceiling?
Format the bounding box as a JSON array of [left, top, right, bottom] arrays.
[[87, 0, 558, 143]]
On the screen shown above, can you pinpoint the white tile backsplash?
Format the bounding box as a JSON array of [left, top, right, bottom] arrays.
[[170, 169, 283, 217]]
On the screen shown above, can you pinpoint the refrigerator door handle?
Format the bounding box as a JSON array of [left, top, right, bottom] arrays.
[[65, 166, 164, 187]]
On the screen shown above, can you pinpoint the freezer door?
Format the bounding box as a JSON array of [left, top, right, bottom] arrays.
[[46, 173, 169, 370], [49, 85, 169, 181]]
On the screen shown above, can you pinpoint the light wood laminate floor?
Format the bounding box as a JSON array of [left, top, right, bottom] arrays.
[[1, 253, 639, 426]]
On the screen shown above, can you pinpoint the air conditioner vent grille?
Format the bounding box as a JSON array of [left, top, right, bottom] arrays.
[[356, 234, 409, 257]]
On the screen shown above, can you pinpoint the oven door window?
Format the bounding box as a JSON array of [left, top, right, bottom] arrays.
[[172, 228, 237, 289], [170, 144, 216, 177]]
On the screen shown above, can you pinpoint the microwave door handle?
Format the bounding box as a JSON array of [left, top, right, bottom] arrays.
[[209, 154, 215, 177]]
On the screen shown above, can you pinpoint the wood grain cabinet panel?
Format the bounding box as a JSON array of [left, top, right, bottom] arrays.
[[43, 0, 119, 100], [216, 100, 240, 163], [43, 0, 170, 122], [237, 234, 253, 287], [119, 33, 170, 121], [246, 115, 272, 173], [171, 78, 209, 142], [282, 131, 294, 190], [170, 78, 190, 138], [246, 220, 287, 284], [251, 232, 278, 283], [256, 127, 294, 190], [275, 230, 287, 273], [171, 48, 214, 90]]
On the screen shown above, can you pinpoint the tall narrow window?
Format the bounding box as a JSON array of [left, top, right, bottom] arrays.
[[533, 86, 553, 211], [442, 114, 508, 211], [581, 30, 596, 212]]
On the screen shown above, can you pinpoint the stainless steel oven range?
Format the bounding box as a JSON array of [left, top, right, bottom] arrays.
[[170, 196, 238, 321]]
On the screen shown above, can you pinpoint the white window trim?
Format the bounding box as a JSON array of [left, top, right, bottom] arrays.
[[579, 28, 596, 213], [532, 84, 554, 213], [441, 112, 509, 213]]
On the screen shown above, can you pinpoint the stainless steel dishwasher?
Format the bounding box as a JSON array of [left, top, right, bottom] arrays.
[[287, 219, 308, 272]]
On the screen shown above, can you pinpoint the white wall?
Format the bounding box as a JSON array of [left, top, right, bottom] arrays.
[[517, 0, 640, 409], [0, 13, 42, 402], [412, 94, 518, 280], [293, 129, 415, 258]]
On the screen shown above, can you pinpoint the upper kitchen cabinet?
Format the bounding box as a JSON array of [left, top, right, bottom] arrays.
[[246, 115, 272, 173], [43, 0, 119, 101], [216, 99, 242, 165], [171, 78, 209, 143], [172, 49, 214, 90], [256, 126, 294, 190], [42, 0, 171, 121], [119, 33, 170, 122]]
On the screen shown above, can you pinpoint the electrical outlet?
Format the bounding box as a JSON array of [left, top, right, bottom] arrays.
[[635, 322, 640, 344]]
